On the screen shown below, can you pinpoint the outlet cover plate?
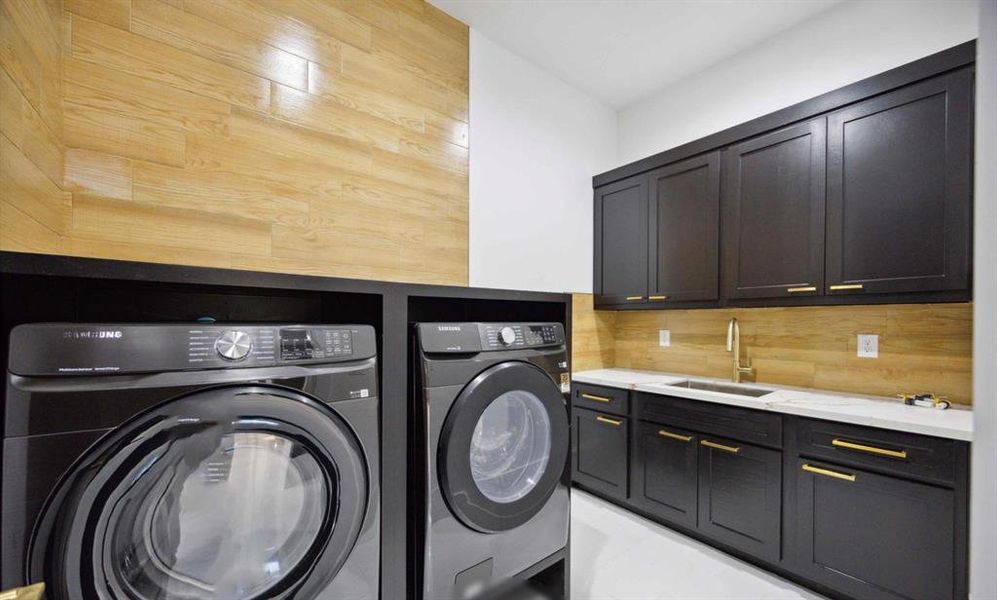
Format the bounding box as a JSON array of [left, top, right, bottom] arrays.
[[857, 334, 879, 358], [659, 330, 671, 347]]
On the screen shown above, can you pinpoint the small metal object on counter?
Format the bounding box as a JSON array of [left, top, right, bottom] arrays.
[[897, 392, 951, 410], [0, 583, 45, 600]]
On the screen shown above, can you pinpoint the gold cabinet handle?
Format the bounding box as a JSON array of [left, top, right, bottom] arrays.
[[648, 295, 668, 301], [581, 393, 612, 403], [658, 429, 692, 442], [832, 438, 908, 459], [803, 463, 857, 482], [701, 439, 740, 454], [625, 295, 644, 301], [596, 415, 623, 426], [829, 284, 864, 291], [787, 286, 817, 293]]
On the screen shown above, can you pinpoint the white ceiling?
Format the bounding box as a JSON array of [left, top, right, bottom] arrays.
[[429, 0, 844, 109]]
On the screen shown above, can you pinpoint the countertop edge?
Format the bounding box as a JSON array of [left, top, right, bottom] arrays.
[[571, 371, 973, 442]]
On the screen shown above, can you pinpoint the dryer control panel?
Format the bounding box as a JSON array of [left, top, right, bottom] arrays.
[[9, 323, 376, 376], [418, 322, 565, 354]]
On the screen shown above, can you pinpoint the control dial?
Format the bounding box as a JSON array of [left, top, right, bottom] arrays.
[[498, 327, 517, 346], [216, 330, 253, 361]]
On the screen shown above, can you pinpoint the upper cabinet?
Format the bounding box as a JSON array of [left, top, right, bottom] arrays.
[[594, 176, 648, 304], [825, 68, 974, 296], [591, 42, 975, 310], [723, 120, 826, 300], [648, 153, 720, 303]]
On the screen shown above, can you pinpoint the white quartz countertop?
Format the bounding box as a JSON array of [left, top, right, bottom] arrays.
[[572, 368, 973, 441]]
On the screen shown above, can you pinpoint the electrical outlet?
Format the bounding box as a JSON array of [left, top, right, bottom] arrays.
[[659, 329, 671, 347], [857, 334, 879, 358]]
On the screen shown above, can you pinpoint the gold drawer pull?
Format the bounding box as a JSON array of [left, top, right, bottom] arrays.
[[701, 439, 740, 454], [596, 416, 623, 426], [648, 295, 668, 301], [803, 463, 857, 482], [787, 286, 817, 293], [829, 283, 864, 291], [581, 393, 612, 403], [832, 438, 908, 459], [625, 295, 644, 301], [658, 429, 693, 442]]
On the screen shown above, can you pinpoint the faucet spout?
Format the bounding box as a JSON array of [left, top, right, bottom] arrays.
[[726, 317, 753, 383]]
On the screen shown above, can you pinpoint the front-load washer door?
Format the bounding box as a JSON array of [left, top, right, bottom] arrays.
[[28, 384, 369, 600], [438, 361, 569, 533]]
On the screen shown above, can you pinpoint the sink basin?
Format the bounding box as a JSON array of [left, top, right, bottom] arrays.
[[670, 380, 775, 398]]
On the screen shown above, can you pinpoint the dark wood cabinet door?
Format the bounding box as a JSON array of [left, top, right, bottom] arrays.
[[631, 421, 698, 529], [647, 152, 720, 303], [796, 459, 957, 600], [723, 120, 826, 300], [572, 408, 628, 499], [826, 68, 973, 296], [594, 175, 648, 305], [698, 436, 781, 561]]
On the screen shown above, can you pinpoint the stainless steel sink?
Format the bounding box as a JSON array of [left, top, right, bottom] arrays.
[[670, 380, 775, 398]]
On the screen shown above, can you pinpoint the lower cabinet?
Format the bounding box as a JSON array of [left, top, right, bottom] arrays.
[[698, 436, 782, 561], [631, 421, 698, 529], [796, 459, 957, 600], [572, 387, 969, 600], [572, 407, 628, 499]]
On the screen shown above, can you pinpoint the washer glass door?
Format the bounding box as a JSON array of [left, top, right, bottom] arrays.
[[470, 390, 552, 504], [112, 431, 327, 598], [31, 385, 368, 600]]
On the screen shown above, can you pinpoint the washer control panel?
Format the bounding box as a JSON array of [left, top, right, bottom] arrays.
[[480, 323, 563, 350], [7, 323, 377, 376], [417, 322, 565, 354]]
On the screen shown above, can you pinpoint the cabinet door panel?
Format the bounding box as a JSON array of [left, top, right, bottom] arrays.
[[594, 175, 648, 304], [632, 421, 697, 529], [647, 153, 720, 302], [698, 436, 781, 561], [826, 68, 973, 295], [572, 408, 628, 499], [724, 120, 826, 299], [796, 459, 956, 600]]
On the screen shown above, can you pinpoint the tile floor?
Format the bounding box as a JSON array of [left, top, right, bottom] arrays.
[[570, 490, 826, 600]]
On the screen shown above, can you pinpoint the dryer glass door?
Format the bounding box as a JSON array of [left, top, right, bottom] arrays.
[[439, 361, 569, 533], [30, 385, 368, 600]]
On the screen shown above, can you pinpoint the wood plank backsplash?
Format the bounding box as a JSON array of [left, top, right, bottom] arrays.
[[572, 295, 973, 405], [1, 0, 469, 286]]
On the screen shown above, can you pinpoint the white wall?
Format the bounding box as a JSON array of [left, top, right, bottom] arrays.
[[469, 30, 617, 293], [618, 0, 979, 164], [971, 1, 997, 597]]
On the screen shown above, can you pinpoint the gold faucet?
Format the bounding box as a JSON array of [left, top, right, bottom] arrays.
[[726, 317, 754, 383]]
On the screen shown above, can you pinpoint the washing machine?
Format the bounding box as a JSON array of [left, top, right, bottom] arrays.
[[1, 323, 380, 600], [413, 322, 570, 600]]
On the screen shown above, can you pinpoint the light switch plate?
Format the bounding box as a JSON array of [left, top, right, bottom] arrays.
[[659, 330, 671, 347], [857, 334, 879, 358]]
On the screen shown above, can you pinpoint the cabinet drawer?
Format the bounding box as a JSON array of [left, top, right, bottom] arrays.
[[636, 392, 782, 449], [572, 383, 629, 416], [572, 407, 629, 499], [797, 418, 957, 486]]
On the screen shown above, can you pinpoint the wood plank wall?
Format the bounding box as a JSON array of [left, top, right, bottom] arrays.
[[1, 0, 470, 286], [572, 294, 974, 405]]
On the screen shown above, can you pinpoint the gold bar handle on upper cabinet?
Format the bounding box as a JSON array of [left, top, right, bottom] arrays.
[[625, 296, 644, 301], [832, 438, 908, 459], [701, 440, 740, 454], [648, 295, 668, 301], [787, 286, 817, 293], [581, 393, 612, 403], [802, 463, 857, 482], [596, 416, 623, 426], [658, 429, 693, 442], [829, 284, 864, 291]]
